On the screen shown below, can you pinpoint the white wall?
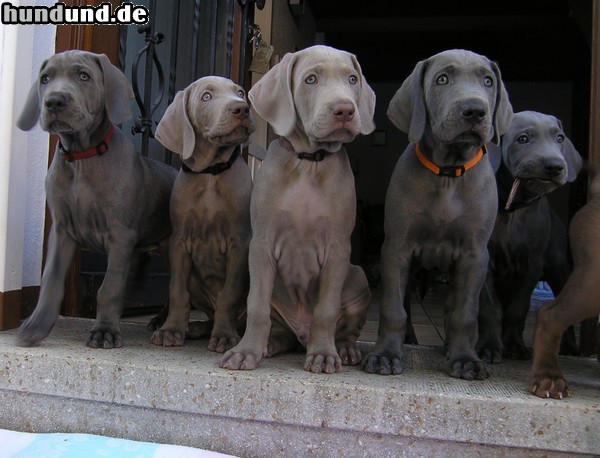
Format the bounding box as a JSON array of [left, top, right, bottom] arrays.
[[0, 1, 55, 293], [22, 20, 56, 287]]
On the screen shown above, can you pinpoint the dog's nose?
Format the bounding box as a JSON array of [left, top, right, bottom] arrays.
[[460, 99, 487, 123], [544, 159, 565, 177], [333, 102, 355, 122], [44, 93, 67, 113], [229, 102, 250, 118]]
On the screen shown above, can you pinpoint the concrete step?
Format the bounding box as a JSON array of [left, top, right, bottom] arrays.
[[0, 317, 598, 457]]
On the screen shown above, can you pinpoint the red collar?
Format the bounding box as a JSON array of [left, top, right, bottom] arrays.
[[59, 124, 115, 162], [415, 143, 487, 177]]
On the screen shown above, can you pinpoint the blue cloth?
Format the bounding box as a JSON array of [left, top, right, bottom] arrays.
[[0, 429, 234, 458]]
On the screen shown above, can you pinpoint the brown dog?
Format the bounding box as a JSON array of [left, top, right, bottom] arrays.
[[528, 167, 600, 399]]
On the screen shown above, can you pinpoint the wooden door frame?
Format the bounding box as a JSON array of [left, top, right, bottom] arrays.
[[590, 0, 600, 166], [579, 0, 600, 355]]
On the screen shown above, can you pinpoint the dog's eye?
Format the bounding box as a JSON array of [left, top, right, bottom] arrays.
[[201, 92, 212, 101], [484, 76, 494, 87], [436, 74, 448, 85], [79, 72, 90, 81], [40, 74, 50, 84], [349, 75, 358, 85], [305, 75, 317, 84], [557, 134, 565, 143], [517, 134, 529, 144], [237, 89, 245, 98]]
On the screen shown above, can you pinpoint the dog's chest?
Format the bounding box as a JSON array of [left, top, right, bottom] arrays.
[[46, 163, 118, 250], [410, 178, 494, 271], [489, 204, 550, 275], [266, 164, 353, 298], [174, 177, 246, 274], [274, 181, 336, 280]]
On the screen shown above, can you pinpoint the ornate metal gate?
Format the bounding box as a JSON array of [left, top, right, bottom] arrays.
[[119, 0, 260, 162]]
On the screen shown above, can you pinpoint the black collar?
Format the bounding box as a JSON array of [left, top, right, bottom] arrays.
[[181, 146, 241, 175], [297, 150, 329, 162]]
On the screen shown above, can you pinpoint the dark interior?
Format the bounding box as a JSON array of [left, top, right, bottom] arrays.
[[307, 1, 591, 81]]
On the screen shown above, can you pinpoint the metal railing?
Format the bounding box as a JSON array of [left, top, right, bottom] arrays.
[[117, 0, 250, 161]]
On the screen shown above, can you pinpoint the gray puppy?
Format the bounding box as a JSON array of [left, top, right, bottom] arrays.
[[16, 50, 176, 348], [363, 49, 513, 380], [220, 45, 375, 374], [477, 111, 582, 363], [150, 76, 254, 353]]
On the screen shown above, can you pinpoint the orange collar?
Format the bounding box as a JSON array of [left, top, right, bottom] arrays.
[[415, 143, 487, 177]]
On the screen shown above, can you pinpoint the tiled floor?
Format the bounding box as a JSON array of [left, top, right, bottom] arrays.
[[129, 281, 555, 350], [359, 282, 543, 348]]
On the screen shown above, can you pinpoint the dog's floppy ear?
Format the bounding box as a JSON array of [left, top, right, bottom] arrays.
[[490, 61, 513, 146], [350, 54, 376, 135], [248, 51, 297, 137], [387, 59, 427, 143], [96, 53, 133, 125], [17, 81, 42, 131], [17, 58, 48, 131], [555, 119, 583, 182], [564, 136, 583, 182], [156, 89, 196, 160], [486, 142, 503, 173]]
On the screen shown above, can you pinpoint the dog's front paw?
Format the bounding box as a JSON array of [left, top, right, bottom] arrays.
[[150, 328, 185, 347], [87, 329, 123, 349], [528, 368, 569, 399], [208, 332, 240, 353], [303, 352, 342, 374], [147, 306, 169, 331], [362, 340, 404, 375], [219, 344, 264, 370], [362, 351, 404, 375], [449, 357, 489, 380], [336, 341, 361, 366], [502, 341, 531, 360], [476, 344, 503, 364]]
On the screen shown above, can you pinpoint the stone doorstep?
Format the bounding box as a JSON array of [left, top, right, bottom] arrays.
[[0, 317, 598, 457]]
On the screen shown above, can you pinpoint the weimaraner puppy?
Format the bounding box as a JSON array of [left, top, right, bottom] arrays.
[[363, 49, 513, 380], [477, 111, 582, 363], [528, 167, 599, 399], [16, 50, 176, 348], [149, 76, 254, 352], [220, 45, 376, 374]]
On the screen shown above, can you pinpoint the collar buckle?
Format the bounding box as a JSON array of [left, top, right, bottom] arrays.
[[297, 150, 327, 162], [58, 142, 74, 162], [438, 165, 465, 177], [96, 140, 109, 156]]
